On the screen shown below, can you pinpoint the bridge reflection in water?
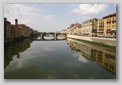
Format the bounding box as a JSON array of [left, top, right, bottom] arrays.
[[67, 38, 116, 75], [31, 36, 66, 41]]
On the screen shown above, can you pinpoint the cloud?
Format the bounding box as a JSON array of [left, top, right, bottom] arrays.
[[43, 47, 54, 52], [4, 4, 41, 17], [43, 15, 54, 20], [78, 55, 88, 63], [72, 4, 109, 16], [70, 20, 75, 23], [4, 4, 42, 24]]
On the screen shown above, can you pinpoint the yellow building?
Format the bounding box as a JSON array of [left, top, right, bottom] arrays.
[[96, 50, 116, 75], [97, 19, 104, 37], [103, 13, 116, 38], [92, 18, 98, 37]]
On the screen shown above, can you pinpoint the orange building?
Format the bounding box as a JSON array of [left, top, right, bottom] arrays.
[[11, 19, 21, 38]]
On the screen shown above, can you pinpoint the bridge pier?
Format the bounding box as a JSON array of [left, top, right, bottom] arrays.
[[64, 34, 67, 39], [54, 33, 57, 40], [40, 33, 43, 40]]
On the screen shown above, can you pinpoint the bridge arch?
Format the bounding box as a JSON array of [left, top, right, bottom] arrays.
[[31, 32, 67, 41]]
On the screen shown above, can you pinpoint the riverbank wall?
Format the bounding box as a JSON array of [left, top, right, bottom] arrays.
[[67, 35, 116, 46]]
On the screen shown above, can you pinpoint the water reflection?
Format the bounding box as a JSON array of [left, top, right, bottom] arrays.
[[4, 39, 32, 68], [67, 38, 116, 75], [31, 36, 66, 41], [4, 38, 116, 79]]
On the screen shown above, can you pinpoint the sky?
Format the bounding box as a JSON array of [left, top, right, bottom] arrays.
[[4, 4, 116, 32]]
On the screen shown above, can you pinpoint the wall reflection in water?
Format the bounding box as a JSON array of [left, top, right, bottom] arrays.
[[4, 39, 32, 69], [67, 38, 116, 75]]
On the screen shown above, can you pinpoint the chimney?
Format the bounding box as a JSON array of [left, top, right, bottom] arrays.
[[15, 19, 18, 25], [4, 17, 7, 22]]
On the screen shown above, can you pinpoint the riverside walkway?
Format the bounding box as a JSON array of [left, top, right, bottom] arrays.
[[67, 35, 116, 46]]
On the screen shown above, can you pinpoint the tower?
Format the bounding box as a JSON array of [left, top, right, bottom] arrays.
[[15, 19, 18, 25]]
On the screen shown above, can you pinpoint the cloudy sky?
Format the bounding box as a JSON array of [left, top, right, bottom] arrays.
[[4, 4, 116, 32]]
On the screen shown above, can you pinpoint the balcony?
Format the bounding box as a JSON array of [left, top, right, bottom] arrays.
[[99, 24, 104, 27], [106, 29, 111, 32], [97, 30, 103, 33], [99, 23, 104, 26], [106, 20, 111, 23], [112, 19, 116, 22], [99, 27, 104, 29], [111, 29, 116, 32]]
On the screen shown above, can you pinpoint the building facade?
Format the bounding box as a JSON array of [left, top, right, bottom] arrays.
[[75, 23, 82, 35], [4, 18, 12, 40], [91, 18, 98, 37], [4, 17, 34, 41], [11, 19, 21, 38], [103, 13, 116, 38], [61, 13, 116, 38], [68, 23, 82, 35], [81, 18, 98, 37], [82, 20, 92, 36], [97, 19, 104, 37]]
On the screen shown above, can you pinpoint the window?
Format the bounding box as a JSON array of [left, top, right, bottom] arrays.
[[113, 18, 114, 21]]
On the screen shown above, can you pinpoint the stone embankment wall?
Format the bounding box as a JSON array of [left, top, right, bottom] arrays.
[[67, 35, 116, 46]]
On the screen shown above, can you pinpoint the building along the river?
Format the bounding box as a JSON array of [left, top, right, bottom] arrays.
[[5, 18, 35, 39], [4, 18, 12, 40], [103, 13, 116, 38], [4, 17, 36, 46], [97, 19, 104, 37], [82, 18, 98, 37], [69, 24, 75, 35], [18, 24, 33, 38], [75, 23, 82, 36], [14, 19, 21, 39], [64, 23, 82, 35], [91, 18, 98, 37], [62, 13, 116, 39]]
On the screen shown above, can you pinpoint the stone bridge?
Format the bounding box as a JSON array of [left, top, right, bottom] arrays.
[[30, 32, 67, 40]]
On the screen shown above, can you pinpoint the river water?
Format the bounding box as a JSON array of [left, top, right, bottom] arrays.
[[4, 38, 116, 79]]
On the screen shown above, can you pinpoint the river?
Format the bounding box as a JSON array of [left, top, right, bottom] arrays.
[[4, 37, 116, 79]]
